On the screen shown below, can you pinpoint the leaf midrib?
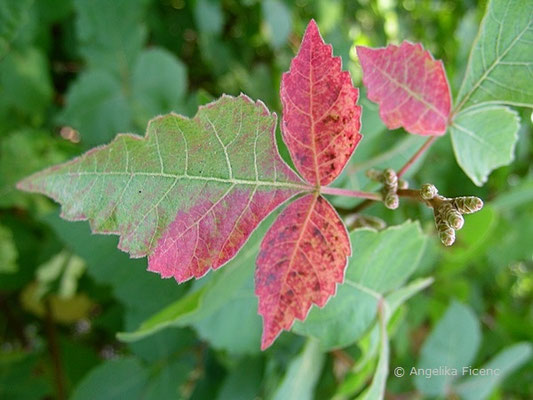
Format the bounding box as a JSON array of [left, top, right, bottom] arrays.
[[45, 170, 312, 190]]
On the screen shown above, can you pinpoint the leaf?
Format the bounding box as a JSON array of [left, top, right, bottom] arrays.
[[0, 48, 53, 127], [74, 0, 147, 74], [272, 339, 325, 400], [450, 105, 519, 186], [255, 194, 350, 349], [0, 130, 74, 208], [58, 70, 132, 148], [454, 0, 533, 112], [357, 41, 451, 136], [217, 358, 264, 400], [357, 306, 389, 400], [293, 221, 426, 349], [71, 357, 148, 400], [280, 19, 362, 186], [0, 224, 17, 274], [0, 0, 33, 59], [262, 0, 292, 49], [131, 48, 188, 128], [194, 0, 224, 36], [415, 301, 481, 397], [455, 342, 532, 400], [20, 95, 307, 283]]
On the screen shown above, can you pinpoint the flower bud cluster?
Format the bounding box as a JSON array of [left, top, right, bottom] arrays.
[[366, 168, 408, 210], [423, 186, 483, 246]]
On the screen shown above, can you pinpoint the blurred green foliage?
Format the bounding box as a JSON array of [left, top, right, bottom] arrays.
[[0, 0, 531, 399]]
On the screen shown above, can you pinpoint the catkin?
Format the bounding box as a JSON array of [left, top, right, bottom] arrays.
[[452, 196, 483, 214]]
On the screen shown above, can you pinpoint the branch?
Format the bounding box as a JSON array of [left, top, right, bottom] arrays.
[[44, 300, 66, 400]]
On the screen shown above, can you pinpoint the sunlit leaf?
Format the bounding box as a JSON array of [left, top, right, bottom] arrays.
[[281, 20, 362, 186], [454, 0, 533, 112], [19, 95, 308, 284], [357, 42, 451, 135]]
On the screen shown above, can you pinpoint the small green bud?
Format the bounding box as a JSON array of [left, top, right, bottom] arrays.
[[452, 196, 483, 214], [440, 202, 464, 230], [366, 169, 382, 182], [382, 168, 398, 188], [420, 183, 438, 200], [384, 192, 399, 209], [398, 179, 408, 189]]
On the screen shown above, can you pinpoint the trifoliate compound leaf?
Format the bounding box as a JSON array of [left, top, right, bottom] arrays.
[[281, 20, 362, 186], [451, 105, 519, 186], [255, 194, 350, 349], [357, 42, 451, 135], [18, 95, 309, 283], [455, 0, 533, 112]]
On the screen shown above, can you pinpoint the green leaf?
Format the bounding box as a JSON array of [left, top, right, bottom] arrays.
[[21, 95, 306, 285], [131, 48, 188, 128], [74, 0, 147, 74], [0, 48, 53, 128], [262, 0, 292, 49], [0, 0, 33, 59], [455, 342, 533, 400], [272, 339, 325, 400], [71, 357, 148, 400], [455, 0, 533, 112], [292, 221, 426, 349], [58, 70, 132, 148], [0, 224, 18, 274], [194, 0, 224, 36], [415, 301, 481, 397], [356, 307, 389, 400], [0, 350, 52, 400], [451, 105, 520, 186], [0, 130, 73, 208], [144, 359, 194, 400], [216, 358, 264, 400]]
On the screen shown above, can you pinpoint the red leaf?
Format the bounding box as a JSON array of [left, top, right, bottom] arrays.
[[280, 20, 362, 186], [255, 194, 350, 349], [357, 42, 451, 136]]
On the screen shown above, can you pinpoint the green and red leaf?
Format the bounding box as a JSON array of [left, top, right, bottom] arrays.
[[18, 94, 309, 282], [280, 20, 362, 186], [357, 41, 451, 136], [255, 194, 350, 349]]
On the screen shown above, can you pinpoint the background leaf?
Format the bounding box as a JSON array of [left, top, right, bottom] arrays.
[[415, 301, 481, 397]]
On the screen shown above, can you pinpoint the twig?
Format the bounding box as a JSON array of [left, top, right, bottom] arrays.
[[336, 136, 439, 214], [44, 300, 66, 400], [397, 136, 437, 178], [320, 186, 382, 201], [0, 294, 30, 349]]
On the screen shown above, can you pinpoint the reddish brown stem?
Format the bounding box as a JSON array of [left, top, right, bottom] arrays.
[[320, 186, 382, 201], [397, 136, 437, 178], [44, 300, 66, 400]]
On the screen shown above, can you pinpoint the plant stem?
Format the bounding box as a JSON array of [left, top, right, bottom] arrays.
[[320, 186, 382, 201], [44, 300, 66, 400], [397, 136, 437, 178]]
